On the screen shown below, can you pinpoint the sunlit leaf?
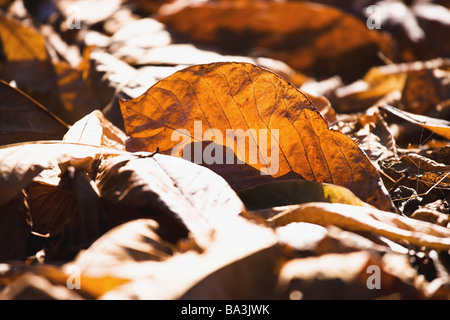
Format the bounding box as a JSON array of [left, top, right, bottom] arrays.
[[120, 62, 394, 211], [267, 202, 450, 250]]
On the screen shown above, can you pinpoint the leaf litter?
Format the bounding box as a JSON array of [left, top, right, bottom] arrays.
[[0, 0, 449, 300]]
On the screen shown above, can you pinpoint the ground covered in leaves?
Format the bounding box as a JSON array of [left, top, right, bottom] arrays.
[[0, 0, 450, 300]]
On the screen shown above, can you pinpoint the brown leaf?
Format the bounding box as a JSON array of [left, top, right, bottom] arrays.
[[0, 12, 47, 61], [157, 1, 393, 80], [331, 58, 450, 113], [267, 202, 450, 251], [69, 219, 174, 270], [0, 263, 127, 299], [26, 180, 76, 236], [0, 193, 31, 261], [238, 179, 371, 212], [276, 251, 420, 299], [63, 110, 128, 150], [96, 153, 245, 248], [381, 105, 450, 141], [120, 62, 394, 211], [26, 166, 106, 262], [410, 200, 450, 227], [0, 141, 129, 206], [89, 216, 278, 299], [0, 80, 68, 146], [0, 273, 84, 300]]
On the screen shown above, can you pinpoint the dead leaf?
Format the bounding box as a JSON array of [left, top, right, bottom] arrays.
[[89, 216, 279, 299], [0, 263, 128, 299], [381, 105, 450, 140], [0, 80, 68, 146], [350, 109, 398, 171], [410, 199, 449, 227], [0, 12, 47, 61], [96, 153, 245, 248], [63, 110, 128, 150], [120, 62, 394, 211], [26, 166, 105, 262], [275, 251, 420, 299], [238, 179, 371, 212], [331, 58, 450, 113], [0, 141, 129, 206], [0, 273, 84, 300], [0, 193, 31, 261], [157, 1, 393, 81], [26, 180, 76, 236], [69, 219, 174, 269], [267, 202, 450, 251]]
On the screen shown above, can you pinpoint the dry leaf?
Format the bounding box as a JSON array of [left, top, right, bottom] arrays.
[[331, 58, 449, 113], [0, 193, 31, 261], [0, 141, 129, 206], [89, 216, 278, 299], [276, 251, 420, 299], [410, 200, 450, 227], [157, 1, 393, 80], [0, 273, 84, 300], [63, 110, 128, 150], [381, 105, 450, 140], [120, 62, 394, 211], [238, 179, 371, 212], [0, 12, 47, 61], [0, 80, 68, 146], [267, 202, 450, 251], [96, 153, 245, 248], [0, 263, 128, 299]]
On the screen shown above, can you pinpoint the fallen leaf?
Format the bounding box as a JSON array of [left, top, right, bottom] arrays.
[[0, 80, 68, 146], [68, 219, 174, 270], [96, 153, 245, 248], [63, 110, 128, 150], [0, 273, 84, 300], [0, 263, 127, 299], [275, 251, 420, 299], [27, 166, 105, 261], [410, 199, 450, 227], [0, 12, 47, 61], [0, 193, 31, 261], [267, 202, 450, 251], [88, 216, 279, 299], [380, 105, 450, 140], [331, 58, 450, 113], [0, 141, 129, 206], [238, 179, 371, 212], [349, 109, 398, 171], [120, 62, 394, 211], [157, 1, 393, 80]]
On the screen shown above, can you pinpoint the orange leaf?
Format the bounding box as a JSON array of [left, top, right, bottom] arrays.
[[120, 62, 394, 211], [157, 1, 393, 80], [0, 12, 47, 61]]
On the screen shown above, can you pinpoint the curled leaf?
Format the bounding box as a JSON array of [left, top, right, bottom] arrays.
[[268, 202, 450, 250], [0, 142, 129, 206], [381, 105, 450, 140]]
